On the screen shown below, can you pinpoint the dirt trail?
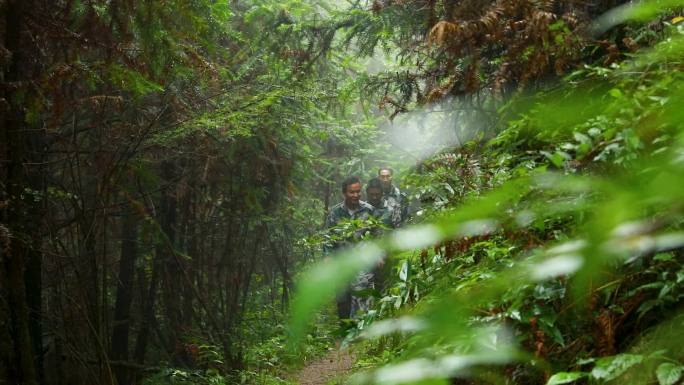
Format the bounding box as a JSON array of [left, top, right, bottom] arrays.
[[296, 348, 355, 385]]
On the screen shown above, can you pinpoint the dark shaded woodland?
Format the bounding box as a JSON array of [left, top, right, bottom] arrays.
[[0, 2, 335, 384]]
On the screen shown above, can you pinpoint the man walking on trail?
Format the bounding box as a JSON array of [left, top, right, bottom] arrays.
[[324, 176, 374, 235], [366, 178, 400, 229], [378, 167, 407, 222], [365, 177, 398, 294], [324, 176, 375, 320]]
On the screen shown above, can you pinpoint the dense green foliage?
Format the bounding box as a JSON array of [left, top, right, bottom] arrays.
[[3, 1, 684, 385], [290, 3, 684, 385], [1, 1, 375, 384]]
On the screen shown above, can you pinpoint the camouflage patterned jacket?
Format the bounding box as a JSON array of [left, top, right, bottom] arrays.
[[325, 201, 375, 227], [383, 185, 408, 223], [383, 185, 402, 202], [324, 201, 375, 251], [372, 197, 401, 229]]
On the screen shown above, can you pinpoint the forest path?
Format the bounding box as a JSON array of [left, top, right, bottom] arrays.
[[296, 347, 355, 385]]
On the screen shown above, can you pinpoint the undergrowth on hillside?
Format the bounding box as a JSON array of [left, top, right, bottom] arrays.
[[130, 3, 684, 385], [290, 6, 684, 385]]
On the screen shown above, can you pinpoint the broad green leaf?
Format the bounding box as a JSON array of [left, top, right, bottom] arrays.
[[531, 255, 584, 281], [391, 225, 441, 250], [288, 242, 383, 347], [591, 354, 644, 381], [361, 316, 426, 339], [656, 363, 684, 385], [609, 88, 623, 98], [399, 260, 409, 282], [367, 349, 516, 385], [547, 372, 588, 385]]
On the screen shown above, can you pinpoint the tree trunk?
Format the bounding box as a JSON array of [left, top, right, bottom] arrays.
[[445, 0, 457, 21], [426, 0, 437, 32], [132, 256, 159, 365], [110, 207, 139, 385], [158, 161, 182, 362], [1, 1, 42, 384]]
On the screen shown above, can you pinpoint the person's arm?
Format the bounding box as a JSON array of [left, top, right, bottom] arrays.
[[324, 210, 334, 229], [323, 209, 337, 254], [400, 191, 409, 221], [376, 207, 394, 228]]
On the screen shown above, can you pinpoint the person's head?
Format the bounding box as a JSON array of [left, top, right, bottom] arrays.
[[366, 178, 383, 207], [341, 176, 362, 208], [378, 167, 393, 190]]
